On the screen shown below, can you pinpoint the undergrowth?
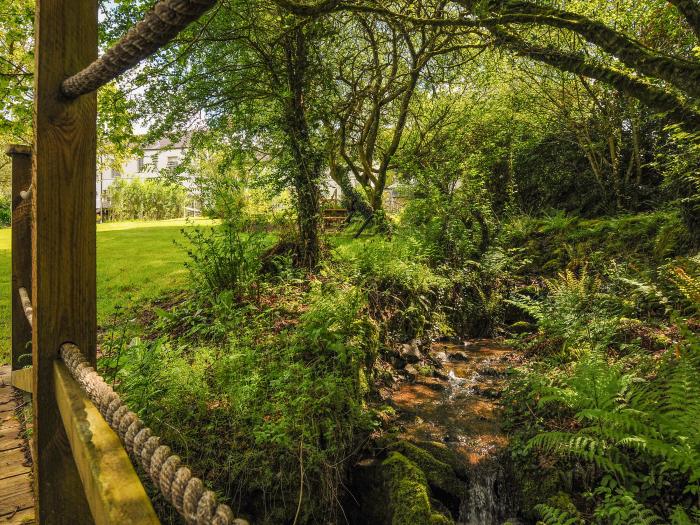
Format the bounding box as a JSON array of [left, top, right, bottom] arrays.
[[503, 251, 700, 524]]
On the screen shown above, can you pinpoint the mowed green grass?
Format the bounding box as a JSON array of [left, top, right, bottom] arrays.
[[0, 218, 214, 365]]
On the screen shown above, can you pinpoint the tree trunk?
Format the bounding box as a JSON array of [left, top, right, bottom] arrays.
[[333, 167, 374, 219], [283, 26, 322, 269], [370, 182, 383, 211]]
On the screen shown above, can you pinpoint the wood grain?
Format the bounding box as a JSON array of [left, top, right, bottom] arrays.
[[54, 361, 160, 525], [0, 366, 34, 524], [32, 0, 98, 521], [9, 369, 32, 395]]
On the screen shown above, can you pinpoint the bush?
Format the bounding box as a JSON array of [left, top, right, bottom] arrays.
[[101, 282, 379, 524], [333, 235, 451, 342], [503, 259, 700, 523], [528, 330, 700, 523], [0, 195, 10, 226], [106, 178, 187, 221], [181, 221, 267, 299]]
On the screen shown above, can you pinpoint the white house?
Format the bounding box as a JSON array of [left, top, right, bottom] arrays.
[[97, 135, 191, 210], [97, 135, 401, 213]]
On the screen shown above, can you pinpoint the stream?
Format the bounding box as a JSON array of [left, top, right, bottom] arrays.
[[389, 340, 520, 525]]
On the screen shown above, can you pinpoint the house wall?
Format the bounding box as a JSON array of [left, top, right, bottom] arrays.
[[97, 146, 187, 208]]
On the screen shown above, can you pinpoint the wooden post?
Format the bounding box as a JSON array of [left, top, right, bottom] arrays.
[[33, 0, 98, 520], [7, 145, 32, 372]]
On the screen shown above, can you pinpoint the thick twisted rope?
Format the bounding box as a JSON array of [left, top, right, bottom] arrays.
[[61, 0, 217, 98], [60, 343, 247, 525], [18, 287, 33, 327]]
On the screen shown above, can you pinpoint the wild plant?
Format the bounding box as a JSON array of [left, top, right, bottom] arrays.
[[509, 266, 622, 357], [105, 281, 380, 524], [334, 235, 450, 342], [106, 178, 188, 221], [180, 218, 267, 300], [526, 328, 700, 522]]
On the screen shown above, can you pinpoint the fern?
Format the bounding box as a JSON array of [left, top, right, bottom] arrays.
[[592, 489, 665, 525], [535, 503, 585, 525], [526, 330, 700, 521]]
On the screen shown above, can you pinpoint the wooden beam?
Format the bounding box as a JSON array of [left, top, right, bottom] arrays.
[[33, 0, 98, 520], [54, 361, 161, 525], [7, 145, 32, 372], [11, 367, 33, 394]]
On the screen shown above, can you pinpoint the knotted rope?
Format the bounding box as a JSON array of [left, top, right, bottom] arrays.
[[18, 287, 33, 327], [60, 343, 247, 525], [61, 0, 217, 98]]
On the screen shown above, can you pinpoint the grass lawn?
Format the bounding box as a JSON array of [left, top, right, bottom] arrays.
[[0, 218, 215, 365]]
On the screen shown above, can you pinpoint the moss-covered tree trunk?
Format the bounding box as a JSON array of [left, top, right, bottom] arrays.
[[282, 26, 322, 269]]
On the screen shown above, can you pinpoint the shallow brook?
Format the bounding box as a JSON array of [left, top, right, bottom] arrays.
[[390, 340, 519, 525]]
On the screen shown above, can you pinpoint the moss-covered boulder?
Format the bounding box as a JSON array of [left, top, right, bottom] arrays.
[[387, 440, 465, 512], [347, 451, 456, 524]]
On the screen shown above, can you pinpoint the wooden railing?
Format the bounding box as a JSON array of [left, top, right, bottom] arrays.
[[5, 0, 240, 522], [7, 146, 159, 525]]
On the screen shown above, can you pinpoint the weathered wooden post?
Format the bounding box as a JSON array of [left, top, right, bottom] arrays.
[[7, 145, 32, 373], [33, 0, 98, 521]]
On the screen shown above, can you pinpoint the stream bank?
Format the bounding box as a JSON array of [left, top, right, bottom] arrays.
[[348, 340, 524, 525]]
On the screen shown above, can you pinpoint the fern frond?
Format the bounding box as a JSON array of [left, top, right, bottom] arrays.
[[535, 503, 584, 525], [593, 489, 665, 525]]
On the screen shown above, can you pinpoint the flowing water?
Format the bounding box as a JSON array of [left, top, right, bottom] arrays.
[[389, 340, 519, 525]]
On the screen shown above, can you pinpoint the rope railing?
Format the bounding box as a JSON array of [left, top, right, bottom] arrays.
[[19, 185, 32, 201], [18, 287, 33, 327], [59, 344, 247, 525], [61, 0, 217, 98]]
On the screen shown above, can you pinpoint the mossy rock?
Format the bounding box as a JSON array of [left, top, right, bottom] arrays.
[[383, 452, 455, 525], [545, 491, 580, 517], [347, 452, 455, 524], [411, 440, 467, 475], [508, 321, 535, 334], [387, 440, 465, 499], [516, 466, 562, 521]]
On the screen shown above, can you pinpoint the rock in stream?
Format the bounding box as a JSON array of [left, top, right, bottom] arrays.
[[348, 340, 521, 525]]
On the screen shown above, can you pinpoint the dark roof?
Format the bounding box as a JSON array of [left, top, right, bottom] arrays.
[[142, 131, 192, 151]]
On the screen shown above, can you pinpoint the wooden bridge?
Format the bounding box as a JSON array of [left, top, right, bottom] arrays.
[[0, 0, 246, 523]]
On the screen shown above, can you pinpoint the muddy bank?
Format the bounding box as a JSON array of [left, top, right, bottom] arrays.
[[348, 340, 523, 525]]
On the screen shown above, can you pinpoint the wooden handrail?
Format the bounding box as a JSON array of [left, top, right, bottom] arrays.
[[7, 145, 32, 374], [54, 359, 161, 525]]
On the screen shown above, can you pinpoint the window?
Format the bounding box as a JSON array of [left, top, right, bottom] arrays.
[[137, 157, 145, 172], [166, 156, 179, 168]]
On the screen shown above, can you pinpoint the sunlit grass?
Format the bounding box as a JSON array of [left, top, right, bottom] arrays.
[[0, 218, 216, 365]]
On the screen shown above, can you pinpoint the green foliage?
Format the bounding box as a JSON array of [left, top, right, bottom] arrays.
[[180, 197, 270, 299], [509, 267, 622, 356], [524, 331, 700, 520], [181, 223, 265, 299], [504, 211, 694, 276], [102, 281, 379, 524], [106, 178, 187, 221], [0, 195, 10, 227], [333, 235, 451, 342], [535, 503, 584, 525]]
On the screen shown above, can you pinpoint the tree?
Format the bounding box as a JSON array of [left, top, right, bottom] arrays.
[[110, 0, 330, 268], [329, 6, 476, 212], [277, 0, 700, 132]]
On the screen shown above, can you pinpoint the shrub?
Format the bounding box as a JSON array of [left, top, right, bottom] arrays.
[[106, 178, 187, 221], [0, 194, 10, 226], [181, 221, 267, 299], [102, 282, 379, 524], [526, 329, 700, 523], [333, 235, 451, 342], [509, 267, 623, 356]]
